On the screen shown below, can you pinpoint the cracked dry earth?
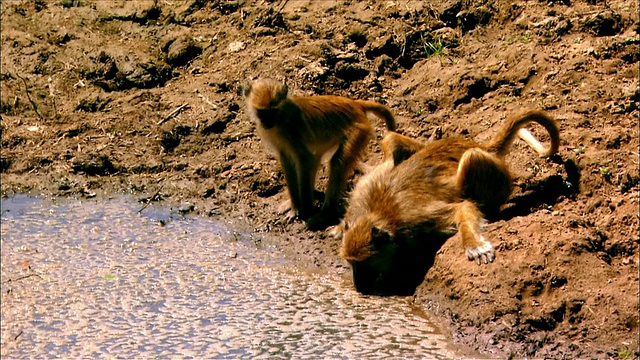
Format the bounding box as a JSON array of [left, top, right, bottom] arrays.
[[1, 0, 639, 358]]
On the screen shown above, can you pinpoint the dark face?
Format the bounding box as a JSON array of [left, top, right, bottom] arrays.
[[349, 229, 453, 296], [256, 107, 280, 129], [244, 79, 289, 130]]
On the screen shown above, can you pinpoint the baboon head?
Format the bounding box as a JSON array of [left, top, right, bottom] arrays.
[[340, 219, 454, 296], [243, 78, 289, 129]]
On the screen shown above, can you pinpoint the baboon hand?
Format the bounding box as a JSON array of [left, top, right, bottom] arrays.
[[277, 201, 298, 223], [283, 209, 298, 224], [465, 237, 495, 265], [277, 200, 292, 214]]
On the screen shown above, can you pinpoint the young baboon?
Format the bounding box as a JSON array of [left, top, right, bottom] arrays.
[[243, 78, 396, 230], [334, 109, 560, 295]]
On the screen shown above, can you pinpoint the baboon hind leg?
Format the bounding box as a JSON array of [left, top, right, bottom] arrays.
[[457, 147, 512, 216]]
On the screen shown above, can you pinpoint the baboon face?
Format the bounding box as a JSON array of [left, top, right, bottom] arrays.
[[342, 224, 453, 296], [255, 108, 280, 129]]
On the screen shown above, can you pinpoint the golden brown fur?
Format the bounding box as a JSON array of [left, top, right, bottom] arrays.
[[334, 109, 560, 295], [243, 78, 396, 230]]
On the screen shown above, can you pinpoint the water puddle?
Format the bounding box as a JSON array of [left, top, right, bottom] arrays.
[[1, 195, 473, 359]]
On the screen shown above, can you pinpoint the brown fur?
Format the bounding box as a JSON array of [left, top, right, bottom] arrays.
[[334, 109, 560, 295], [243, 78, 396, 230]]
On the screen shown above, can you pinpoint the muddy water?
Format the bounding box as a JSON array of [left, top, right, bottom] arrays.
[[1, 196, 469, 359]]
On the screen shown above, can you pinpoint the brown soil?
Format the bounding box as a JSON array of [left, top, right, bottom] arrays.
[[1, 0, 638, 358]]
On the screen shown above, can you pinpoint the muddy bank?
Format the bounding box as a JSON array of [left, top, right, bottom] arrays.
[[1, 1, 638, 358]]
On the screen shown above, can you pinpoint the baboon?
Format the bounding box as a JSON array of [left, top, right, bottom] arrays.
[[243, 78, 396, 230], [334, 109, 560, 295]]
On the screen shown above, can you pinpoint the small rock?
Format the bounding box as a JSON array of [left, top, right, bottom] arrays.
[[583, 11, 622, 37], [178, 202, 195, 214], [227, 41, 246, 53], [374, 55, 395, 76], [298, 61, 326, 81], [166, 35, 202, 67], [335, 63, 369, 81]]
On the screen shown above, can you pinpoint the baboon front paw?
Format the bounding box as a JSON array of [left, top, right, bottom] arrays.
[[306, 212, 340, 231], [465, 238, 495, 265], [283, 209, 300, 224], [277, 200, 292, 214], [280, 202, 314, 223]]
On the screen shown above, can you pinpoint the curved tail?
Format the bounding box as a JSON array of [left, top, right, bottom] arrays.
[[355, 100, 397, 131], [484, 109, 560, 158]]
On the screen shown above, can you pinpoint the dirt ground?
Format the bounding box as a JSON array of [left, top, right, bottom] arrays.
[[1, 0, 638, 358]]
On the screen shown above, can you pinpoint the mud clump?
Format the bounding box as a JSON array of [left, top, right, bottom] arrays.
[[0, 157, 13, 173], [201, 113, 235, 135], [335, 64, 369, 81], [163, 35, 203, 67], [201, 103, 239, 136], [87, 52, 172, 92], [76, 96, 112, 113], [583, 11, 623, 37], [98, 3, 162, 25], [453, 76, 495, 107], [160, 125, 192, 153], [71, 154, 119, 176], [365, 35, 401, 61]]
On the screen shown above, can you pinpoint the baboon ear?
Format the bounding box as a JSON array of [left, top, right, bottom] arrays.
[[278, 82, 289, 100], [392, 147, 417, 166], [240, 81, 252, 97], [382, 133, 426, 166], [370, 227, 391, 246]]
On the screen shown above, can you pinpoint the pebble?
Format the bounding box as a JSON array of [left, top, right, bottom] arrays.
[[227, 41, 246, 52]]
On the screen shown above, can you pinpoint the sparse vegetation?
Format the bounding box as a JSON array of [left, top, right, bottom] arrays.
[[421, 34, 446, 58], [600, 167, 612, 182], [506, 32, 533, 44], [618, 349, 631, 360]]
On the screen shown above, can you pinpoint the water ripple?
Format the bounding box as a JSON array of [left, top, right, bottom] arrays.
[[1, 195, 468, 359]]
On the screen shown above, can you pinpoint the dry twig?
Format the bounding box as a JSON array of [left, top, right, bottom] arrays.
[[137, 185, 164, 214], [48, 77, 58, 117], [15, 73, 43, 119], [1, 273, 43, 284], [156, 103, 190, 125], [195, 89, 217, 110]]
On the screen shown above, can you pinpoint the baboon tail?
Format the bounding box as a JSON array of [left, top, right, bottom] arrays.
[[355, 100, 397, 131], [484, 109, 560, 158]]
